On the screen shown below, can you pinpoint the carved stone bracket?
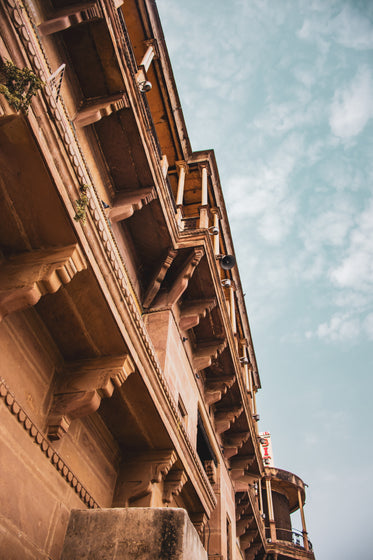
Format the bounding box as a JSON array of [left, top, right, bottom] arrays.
[[48, 354, 135, 439], [245, 542, 263, 560], [214, 405, 243, 435], [237, 514, 255, 537], [38, 1, 103, 36], [204, 374, 235, 406], [204, 459, 217, 485], [152, 248, 204, 309], [223, 431, 251, 459], [74, 93, 129, 127], [163, 469, 188, 504], [179, 298, 216, 331], [193, 339, 227, 372], [0, 244, 86, 321], [143, 248, 177, 308], [190, 512, 208, 540], [108, 187, 157, 222], [114, 450, 177, 506], [241, 530, 258, 551]]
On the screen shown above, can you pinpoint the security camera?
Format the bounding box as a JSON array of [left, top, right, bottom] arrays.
[[208, 226, 219, 236], [139, 80, 152, 93]]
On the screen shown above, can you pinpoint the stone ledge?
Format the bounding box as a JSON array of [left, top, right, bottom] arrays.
[[61, 507, 208, 560]]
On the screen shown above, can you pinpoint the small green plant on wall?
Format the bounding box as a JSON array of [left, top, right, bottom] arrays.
[[74, 184, 90, 225], [0, 60, 44, 113]]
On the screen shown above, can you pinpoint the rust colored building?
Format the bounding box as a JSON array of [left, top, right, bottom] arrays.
[[0, 1, 315, 559]]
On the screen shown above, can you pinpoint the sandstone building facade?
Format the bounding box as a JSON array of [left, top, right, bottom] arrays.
[[0, 1, 315, 559]]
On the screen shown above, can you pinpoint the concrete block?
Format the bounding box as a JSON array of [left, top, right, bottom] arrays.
[[61, 507, 208, 560]]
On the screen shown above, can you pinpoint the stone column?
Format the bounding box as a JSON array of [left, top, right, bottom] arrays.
[[176, 161, 188, 226], [229, 285, 236, 335], [199, 164, 209, 229], [298, 488, 309, 551], [211, 208, 220, 255], [265, 478, 277, 543]]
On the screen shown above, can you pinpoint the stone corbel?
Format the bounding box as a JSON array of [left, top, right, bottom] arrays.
[[74, 93, 129, 127], [190, 512, 208, 541], [230, 455, 256, 482], [0, 244, 86, 322], [163, 469, 188, 504], [143, 248, 178, 308], [108, 187, 157, 222], [240, 530, 258, 551], [179, 298, 216, 330], [245, 542, 262, 560], [114, 450, 177, 506], [48, 354, 135, 439], [193, 339, 226, 371], [204, 460, 217, 485], [152, 248, 204, 309], [214, 405, 243, 434], [223, 431, 250, 459], [38, 2, 103, 36], [236, 514, 254, 537], [204, 374, 235, 406]]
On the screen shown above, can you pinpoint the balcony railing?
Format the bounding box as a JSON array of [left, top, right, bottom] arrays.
[[266, 527, 313, 551]]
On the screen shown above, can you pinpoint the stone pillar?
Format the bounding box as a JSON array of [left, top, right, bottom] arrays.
[[211, 208, 220, 255], [229, 285, 236, 335], [298, 488, 309, 551], [199, 164, 209, 229], [265, 478, 277, 543], [176, 161, 188, 226]]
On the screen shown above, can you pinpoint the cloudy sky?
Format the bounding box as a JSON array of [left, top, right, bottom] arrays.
[[156, 1, 373, 558]]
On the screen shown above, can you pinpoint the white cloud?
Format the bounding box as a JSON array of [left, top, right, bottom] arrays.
[[309, 313, 360, 342], [363, 314, 373, 340], [329, 67, 373, 138], [227, 134, 303, 244], [329, 198, 373, 291]]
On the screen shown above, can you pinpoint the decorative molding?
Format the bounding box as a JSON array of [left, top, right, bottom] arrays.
[[38, 1, 103, 36], [48, 354, 135, 440], [108, 187, 157, 222], [0, 244, 86, 321], [0, 377, 100, 509]]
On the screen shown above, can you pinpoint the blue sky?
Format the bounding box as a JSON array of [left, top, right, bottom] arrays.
[[156, 1, 373, 558]]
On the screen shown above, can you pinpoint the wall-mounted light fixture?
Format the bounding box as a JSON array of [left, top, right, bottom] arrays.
[[221, 279, 231, 288]]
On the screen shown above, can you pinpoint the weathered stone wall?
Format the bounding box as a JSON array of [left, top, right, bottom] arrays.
[[61, 507, 208, 560], [0, 310, 119, 559]]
